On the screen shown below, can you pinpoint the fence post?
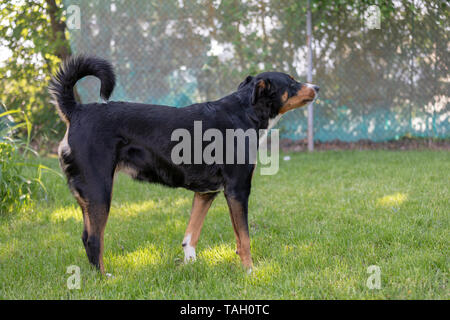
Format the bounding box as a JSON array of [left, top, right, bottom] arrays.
[[306, 0, 314, 152]]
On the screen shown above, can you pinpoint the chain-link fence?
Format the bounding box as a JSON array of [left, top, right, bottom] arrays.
[[64, 0, 449, 142]]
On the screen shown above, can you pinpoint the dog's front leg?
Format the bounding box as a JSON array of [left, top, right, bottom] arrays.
[[182, 192, 218, 263], [224, 192, 253, 272]]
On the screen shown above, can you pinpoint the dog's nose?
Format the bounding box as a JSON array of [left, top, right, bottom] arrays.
[[313, 85, 320, 93]]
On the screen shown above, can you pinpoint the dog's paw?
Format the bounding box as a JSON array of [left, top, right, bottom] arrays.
[[183, 245, 196, 263]]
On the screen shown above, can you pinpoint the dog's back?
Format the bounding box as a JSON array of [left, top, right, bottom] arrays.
[[49, 57, 235, 195]]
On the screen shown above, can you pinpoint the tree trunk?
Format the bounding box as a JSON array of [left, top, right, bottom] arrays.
[[45, 0, 81, 102]]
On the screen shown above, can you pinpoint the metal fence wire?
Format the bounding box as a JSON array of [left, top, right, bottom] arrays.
[[64, 0, 449, 142]]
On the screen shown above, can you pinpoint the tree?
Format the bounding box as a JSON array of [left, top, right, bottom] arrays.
[[0, 0, 71, 149]]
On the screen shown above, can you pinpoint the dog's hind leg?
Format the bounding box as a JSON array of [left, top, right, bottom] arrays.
[[83, 200, 111, 274], [73, 168, 114, 274], [182, 192, 218, 263]]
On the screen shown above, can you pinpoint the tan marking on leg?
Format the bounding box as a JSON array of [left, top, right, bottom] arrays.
[[225, 197, 253, 269], [74, 192, 91, 235], [183, 192, 217, 262], [88, 203, 110, 274]]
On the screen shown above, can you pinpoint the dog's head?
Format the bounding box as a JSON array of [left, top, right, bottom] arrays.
[[238, 72, 319, 118]]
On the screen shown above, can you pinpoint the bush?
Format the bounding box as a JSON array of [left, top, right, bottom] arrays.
[[0, 107, 57, 214]]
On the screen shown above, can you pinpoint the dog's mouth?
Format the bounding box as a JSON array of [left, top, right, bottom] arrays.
[[279, 87, 317, 114]]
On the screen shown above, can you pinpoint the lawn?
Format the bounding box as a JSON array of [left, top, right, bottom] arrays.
[[0, 151, 448, 299]]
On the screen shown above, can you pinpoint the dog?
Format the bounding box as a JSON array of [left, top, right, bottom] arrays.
[[49, 56, 319, 274]]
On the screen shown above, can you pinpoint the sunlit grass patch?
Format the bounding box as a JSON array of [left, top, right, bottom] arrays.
[[173, 197, 191, 208], [161, 196, 191, 215], [247, 261, 282, 285], [109, 244, 162, 270], [377, 192, 408, 207], [112, 200, 158, 218], [199, 243, 238, 266], [50, 205, 82, 222]]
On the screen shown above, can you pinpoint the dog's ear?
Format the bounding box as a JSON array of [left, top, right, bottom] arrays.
[[238, 75, 253, 90], [251, 79, 271, 105]]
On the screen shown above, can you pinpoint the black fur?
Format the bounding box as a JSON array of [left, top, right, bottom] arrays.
[[49, 56, 318, 272], [49, 55, 115, 120]]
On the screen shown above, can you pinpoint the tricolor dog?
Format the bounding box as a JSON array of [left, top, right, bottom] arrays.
[[49, 56, 319, 274]]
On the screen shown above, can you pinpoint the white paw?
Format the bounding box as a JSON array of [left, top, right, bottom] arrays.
[[182, 234, 196, 264], [184, 245, 196, 263]]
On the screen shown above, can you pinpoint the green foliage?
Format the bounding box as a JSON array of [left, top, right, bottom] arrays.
[[0, 140, 34, 213], [0, 108, 60, 214], [0, 0, 68, 149]]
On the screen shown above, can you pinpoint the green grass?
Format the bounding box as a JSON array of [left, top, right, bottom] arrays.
[[0, 151, 448, 299]]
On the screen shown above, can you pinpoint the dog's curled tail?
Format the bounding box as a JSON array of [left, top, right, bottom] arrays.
[[49, 55, 115, 122]]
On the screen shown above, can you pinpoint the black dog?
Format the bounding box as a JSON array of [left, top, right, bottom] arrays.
[[49, 56, 319, 273]]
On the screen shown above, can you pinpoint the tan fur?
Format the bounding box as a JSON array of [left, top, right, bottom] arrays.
[[225, 196, 253, 269], [183, 193, 216, 249], [279, 86, 315, 114]]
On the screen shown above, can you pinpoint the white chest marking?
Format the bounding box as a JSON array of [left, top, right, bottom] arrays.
[[267, 114, 282, 131], [259, 114, 282, 147]]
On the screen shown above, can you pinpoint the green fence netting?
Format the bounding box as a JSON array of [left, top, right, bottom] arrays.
[[64, 0, 449, 142]]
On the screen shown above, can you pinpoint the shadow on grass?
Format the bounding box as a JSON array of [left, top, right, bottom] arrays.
[[40, 189, 244, 276]]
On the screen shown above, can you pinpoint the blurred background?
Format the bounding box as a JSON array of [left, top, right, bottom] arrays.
[[0, 0, 448, 151]]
